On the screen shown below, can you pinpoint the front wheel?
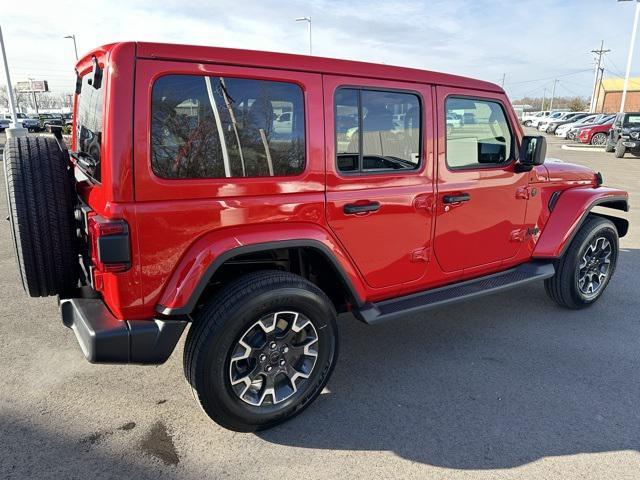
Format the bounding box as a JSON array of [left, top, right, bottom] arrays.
[[524, 120, 532, 127], [590, 132, 607, 146], [184, 270, 338, 432], [545, 215, 618, 309]]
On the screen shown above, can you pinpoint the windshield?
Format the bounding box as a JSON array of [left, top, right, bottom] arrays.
[[75, 72, 105, 182], [624, 114, 640, 127]]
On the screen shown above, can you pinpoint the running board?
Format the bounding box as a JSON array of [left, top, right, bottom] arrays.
[[356, 262, 555, 325]]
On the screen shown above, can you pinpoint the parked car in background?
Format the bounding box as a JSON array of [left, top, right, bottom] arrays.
[[3, 113, 41, 132], [521, 110, 550, 127], [532, 111, 564, 128], [605, 112, 640, 157], [0, 117, 10, 131], [63, 113, 73, 127], [556, 114, 599, 138], [565, 114, 614, 140], [38, 113, 64, 128], [544, 112, 589, 134], [576, 117, 615, 146]]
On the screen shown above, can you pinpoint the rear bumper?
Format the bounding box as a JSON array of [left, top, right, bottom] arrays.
[[60, 298, 187, 364]]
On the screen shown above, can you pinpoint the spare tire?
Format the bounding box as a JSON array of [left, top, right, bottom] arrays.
[[3, 136, 78, 297]]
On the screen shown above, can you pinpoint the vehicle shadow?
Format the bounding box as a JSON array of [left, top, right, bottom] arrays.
[[258, 248, 640, 469]]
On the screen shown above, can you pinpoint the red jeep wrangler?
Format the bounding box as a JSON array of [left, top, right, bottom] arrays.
[[3, 42, 629, 432]]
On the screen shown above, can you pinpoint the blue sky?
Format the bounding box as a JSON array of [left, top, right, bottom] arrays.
[[1, 0, 639, 99]]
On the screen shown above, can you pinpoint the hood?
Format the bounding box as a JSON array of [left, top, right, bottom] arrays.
[[543, 157, 597, 183]]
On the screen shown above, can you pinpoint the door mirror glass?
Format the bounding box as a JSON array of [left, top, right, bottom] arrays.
[[517, 135, 546, 172]]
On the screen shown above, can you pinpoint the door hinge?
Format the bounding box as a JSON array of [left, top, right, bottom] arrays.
[[516, 186, 538, 200], [410, 247, 430, 263]]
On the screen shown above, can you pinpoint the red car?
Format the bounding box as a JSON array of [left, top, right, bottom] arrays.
[[4, 42, 629, 432], [576, 120, 614, 145]]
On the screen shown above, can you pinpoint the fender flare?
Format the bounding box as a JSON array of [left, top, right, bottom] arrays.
[[533, 187, 629, 259], [155, 226, 366, 316]]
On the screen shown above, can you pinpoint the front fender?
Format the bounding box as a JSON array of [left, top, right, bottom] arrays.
[[533, 187, 629, 259], [155, 223, 366, 316]]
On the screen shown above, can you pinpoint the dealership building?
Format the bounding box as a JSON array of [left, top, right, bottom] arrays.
[[594, 77, 640, 113]]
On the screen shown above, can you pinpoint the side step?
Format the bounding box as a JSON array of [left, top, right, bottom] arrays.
[[357, 262, 555, 325]]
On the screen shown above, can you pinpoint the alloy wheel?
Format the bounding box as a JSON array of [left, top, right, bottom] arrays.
[[591, 133, 607, 146], [228, 311, 319, 407], [577, 236, 612, 299]]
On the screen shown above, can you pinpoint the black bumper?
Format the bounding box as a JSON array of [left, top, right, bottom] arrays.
[[60, 298, 187, 364]]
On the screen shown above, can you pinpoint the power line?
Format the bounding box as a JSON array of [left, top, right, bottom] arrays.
[[503, 69, 593, 87]]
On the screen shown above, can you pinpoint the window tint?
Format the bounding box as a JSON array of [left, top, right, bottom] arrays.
[[445, 97, 512, 168], [335, 88, 421, 173], [152, 75, 305, 179]]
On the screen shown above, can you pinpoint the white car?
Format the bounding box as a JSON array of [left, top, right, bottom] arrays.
[[555, 114, 600, 138], [531, 111, 564, 128], [522, 111, 550, 127]]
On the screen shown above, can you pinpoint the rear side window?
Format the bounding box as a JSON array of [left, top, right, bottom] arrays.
[[335, 88, 421, 173], [76, 73, 105, 181], [151, 75, 305, 179], [445, 97, 512, 169]]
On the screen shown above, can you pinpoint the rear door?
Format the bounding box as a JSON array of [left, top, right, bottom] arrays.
[[323, 75, 435, 289], [433, 87, 528, 273]]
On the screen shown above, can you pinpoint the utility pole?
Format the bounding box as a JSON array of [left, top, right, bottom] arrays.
[[541, 87, 547, 111], [619, 0, 640, 112], [549, 79, 558, 111], [0, 25, 26, 138], [589, 40, 610, 113]]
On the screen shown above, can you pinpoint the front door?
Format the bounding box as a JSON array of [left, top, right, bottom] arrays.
[[433, 87, 529, 273], [323, 75, 435, 289]]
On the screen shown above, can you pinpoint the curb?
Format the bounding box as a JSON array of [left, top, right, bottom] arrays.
[[561, 144, 605, 152]]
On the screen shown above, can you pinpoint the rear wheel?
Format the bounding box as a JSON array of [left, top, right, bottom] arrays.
[[544, 215, 618, 309], [3, 136, 78, 296], [614, 140, 626, 158], [605, 138, 615, 153], [184, 270, 339, 431], [590, 132, 607, 146], [524, 120, 532, 127]]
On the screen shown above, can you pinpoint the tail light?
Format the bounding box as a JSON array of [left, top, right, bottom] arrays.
[[87, 213, 131, 278]]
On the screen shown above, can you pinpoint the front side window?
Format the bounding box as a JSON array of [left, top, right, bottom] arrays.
[[445, 97, 512, 169], [335, 88, 421, 173], [151, 75, 305, 179]]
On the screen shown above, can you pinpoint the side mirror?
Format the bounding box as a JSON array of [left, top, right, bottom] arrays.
[[516, 135, 546, 172]]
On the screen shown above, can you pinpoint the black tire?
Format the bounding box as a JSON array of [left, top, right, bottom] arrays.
[[184, 270, 339, 432], [604, 139, 615, 153], [3, 136, 78, 297], [544, 215, 618, 309], [614, 140, 626, 158], [524, 120, 532, 127]]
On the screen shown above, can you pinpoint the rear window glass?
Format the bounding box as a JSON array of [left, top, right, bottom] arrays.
[[151, 75, 305, 179], [76, 73, 105, 181]]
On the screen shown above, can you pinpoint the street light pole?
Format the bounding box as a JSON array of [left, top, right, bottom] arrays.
[[295, 17, 312, 55], [0, 25, 26, 137], [619, 0, 640, 112], [28, 77, 39, 116], [64, 34, 78, 61], [549, 79, 559, 111]]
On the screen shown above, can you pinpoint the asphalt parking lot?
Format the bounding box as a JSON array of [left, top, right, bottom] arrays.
[[0, 129, 638, 479]]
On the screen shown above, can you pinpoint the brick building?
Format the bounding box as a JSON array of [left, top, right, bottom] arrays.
[[594, 77, 640, 113]]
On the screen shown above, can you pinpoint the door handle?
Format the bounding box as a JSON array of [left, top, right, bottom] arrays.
[[443, 193, 471, 204], [343, 201, 380, 214]]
